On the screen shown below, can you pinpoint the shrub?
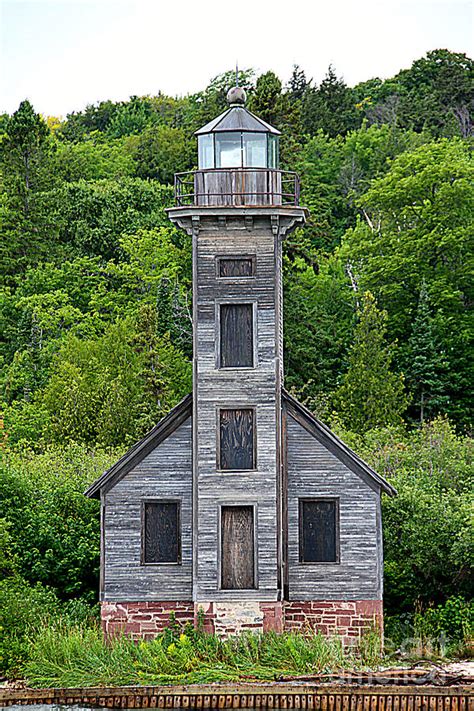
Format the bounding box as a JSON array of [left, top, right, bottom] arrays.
[[0, 577, 60, 678]]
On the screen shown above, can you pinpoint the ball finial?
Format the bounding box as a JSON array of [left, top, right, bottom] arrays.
[[227, 86, 246, 105]]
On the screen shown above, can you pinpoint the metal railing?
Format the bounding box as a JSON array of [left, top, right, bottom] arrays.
[[174, 168, 300, 207]]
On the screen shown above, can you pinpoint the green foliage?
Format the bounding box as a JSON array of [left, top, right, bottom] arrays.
[[0, 577, 60, 678], [0, 100, 57, 274], [302, 65, 361, 138], [0, 444, 116, 597], [51, 177, 173, 260], [55, 136, 136, 182], [0, 576, 96, 678], [338, 417, 473, 612], [356, 50, 474, 138], [41, 314, 191, 446], [404, 281, 449, 422], [283, 254, 355, 411], [385, 596, 473, 658], [23, 622, 380, 688], [334, 292, 408, 432], [133, 125, 194, 182], [342, 137, 473, 425]]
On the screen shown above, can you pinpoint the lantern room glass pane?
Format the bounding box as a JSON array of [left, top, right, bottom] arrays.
[[216, 132, 242, 168], [268, 135, 279, 168], [243, 133, 267, 167], [198, 134, 214, 169]]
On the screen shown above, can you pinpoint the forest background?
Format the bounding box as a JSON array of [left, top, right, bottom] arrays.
[[0, 49, 472, 677]]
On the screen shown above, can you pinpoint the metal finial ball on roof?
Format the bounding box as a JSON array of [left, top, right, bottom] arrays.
[[226, 86, 246, 105]]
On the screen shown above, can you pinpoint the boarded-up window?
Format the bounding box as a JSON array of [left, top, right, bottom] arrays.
[[219, 408, 255, 470], [142, 501, 180, 564], [220, 303, 254, 368], [299, 499, 339, 563], [218, 258, 254, 278], [221, 506, 255, 589]]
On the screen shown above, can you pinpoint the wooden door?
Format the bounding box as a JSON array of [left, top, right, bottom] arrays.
[[221, 506, 255, 589]]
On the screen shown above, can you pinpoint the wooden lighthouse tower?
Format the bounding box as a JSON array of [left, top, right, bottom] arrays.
[[86, 85, 395, 639]]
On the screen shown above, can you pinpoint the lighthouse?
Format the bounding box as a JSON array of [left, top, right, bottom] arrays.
[[86, 84, 395, 639]]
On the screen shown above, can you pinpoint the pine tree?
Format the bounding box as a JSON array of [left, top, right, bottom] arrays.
[[334, 292, 407, 432], [404, 281, 448, 423], [0, 100, 56, 276], [302, 65, 361, 137], [288, 65, 309, 101]]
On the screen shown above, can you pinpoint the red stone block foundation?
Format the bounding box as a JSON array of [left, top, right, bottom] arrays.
[[284, 600, 383, 645], [101, 599, 382, 642], [101, 601, 194, 639]]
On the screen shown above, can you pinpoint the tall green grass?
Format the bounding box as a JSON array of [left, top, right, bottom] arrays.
[[23, 621, 381, 688]]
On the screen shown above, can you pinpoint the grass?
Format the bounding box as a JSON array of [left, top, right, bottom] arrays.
[[22, 619, 383, 688]]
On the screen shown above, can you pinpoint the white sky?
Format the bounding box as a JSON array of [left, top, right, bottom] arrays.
[[0, 0, 472, 117]]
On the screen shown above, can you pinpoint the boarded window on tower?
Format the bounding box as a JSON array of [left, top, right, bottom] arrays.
[[219, 303, 254, 368], [221, 505, 256, 589], [299, 499, 339, 563], [218, 257, 255, 278], [142, 501, 181, 564], [219, 408, 255, 470]]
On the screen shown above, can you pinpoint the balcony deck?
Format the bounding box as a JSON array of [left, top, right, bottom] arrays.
[[174, 168, 300, 207]]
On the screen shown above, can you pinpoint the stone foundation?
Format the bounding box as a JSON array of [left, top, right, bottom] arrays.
[[284, 600, 383, 645], [101, 599, 382, 642], [195, 601, 283, 635], [101, 601, 194, 639]]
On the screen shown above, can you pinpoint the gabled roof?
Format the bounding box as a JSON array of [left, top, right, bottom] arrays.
[[195, 106, 281, 136], [282, 389, 397, 497], [84, 393, 192, 499], [84, 389, 396, 500]]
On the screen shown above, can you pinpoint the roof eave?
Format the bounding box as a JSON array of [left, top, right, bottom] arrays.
[[282, 389, 397, 497], [84, 393, 193, 499]]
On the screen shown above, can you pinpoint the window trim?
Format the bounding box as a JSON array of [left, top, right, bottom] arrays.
[[218, 502, 258, 591], [298, 497, 340, 565], [140, 498, 182, 566], [216, 406, 257, 472], [215, 300, 258, 370], [216, 255, 256, 279]]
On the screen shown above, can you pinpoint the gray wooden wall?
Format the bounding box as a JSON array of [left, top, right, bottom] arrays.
[[286, 414, 383, 601], [103, 418, 193, 601], [193, 217, 282, 601]]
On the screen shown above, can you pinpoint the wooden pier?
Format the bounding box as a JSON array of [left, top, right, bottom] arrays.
[[1, 683, 472, 709]]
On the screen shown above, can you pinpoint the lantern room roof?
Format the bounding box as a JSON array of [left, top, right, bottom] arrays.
[[195, 106, 281, 136]]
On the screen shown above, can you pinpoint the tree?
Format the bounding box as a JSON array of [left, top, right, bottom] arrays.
[[302, 65, 361, 137], [132, 125, 194, 183], [41, 316, 191, 447], [284, 254, 355, 415], [247, 71, 283, 125], [0, 100, 56, 274], [288, 65, 310, 102], [354, 50, 474, 137], [404, 281, 448, 423], [342, 138, 473, 426], [334, 292, 407, 432]]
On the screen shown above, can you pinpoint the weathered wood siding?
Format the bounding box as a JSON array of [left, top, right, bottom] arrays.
[[103, 418, 192, 601], [194, 217, 283, 600], [286, 414, 382, 600], [194, 170, 282, 206]]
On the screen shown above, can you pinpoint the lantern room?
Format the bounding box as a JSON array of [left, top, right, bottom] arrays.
[[195, 87, 280, 170]]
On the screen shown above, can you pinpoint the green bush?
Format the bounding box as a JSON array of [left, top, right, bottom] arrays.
[[0, 575, 98, 679], [0, 444, 117, 600], [337, 418, 473, 612], [0, 577, 60, 678], [385, 596, 473, 659]]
